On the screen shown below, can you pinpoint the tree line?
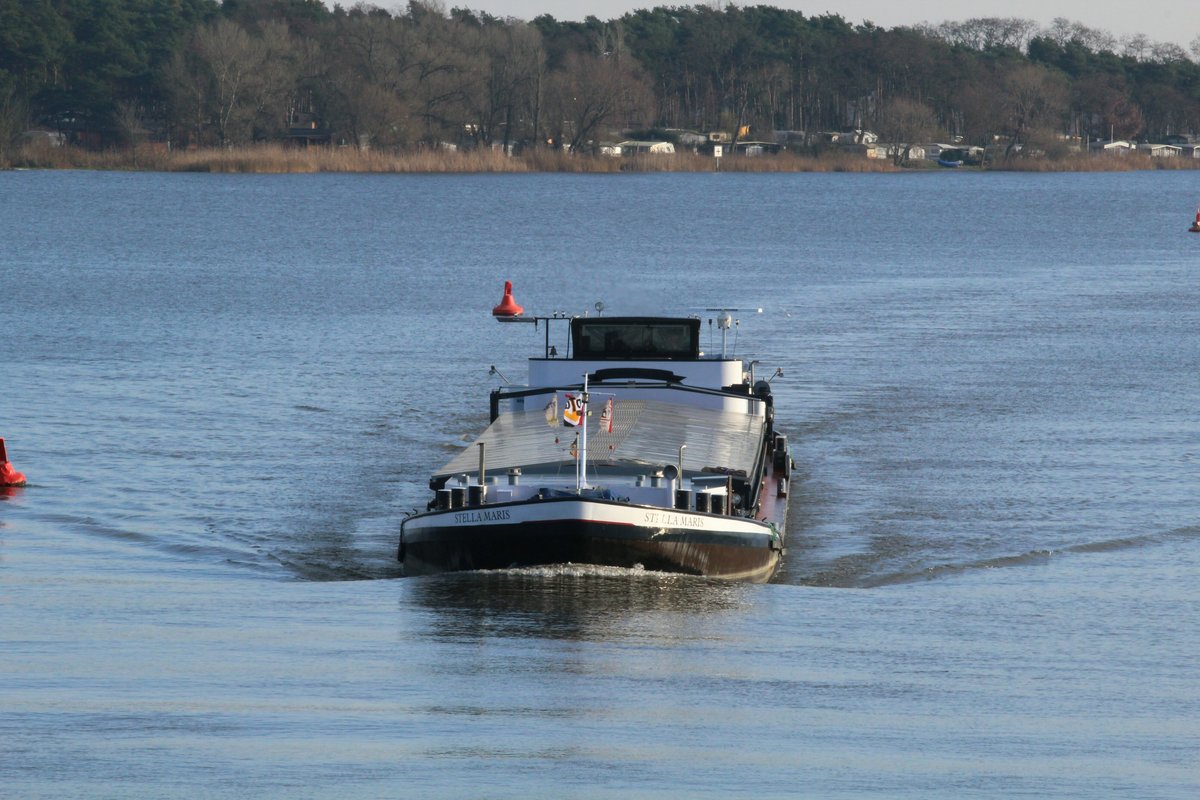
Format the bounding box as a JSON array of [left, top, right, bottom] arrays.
[[2, 0, 1199, 158]]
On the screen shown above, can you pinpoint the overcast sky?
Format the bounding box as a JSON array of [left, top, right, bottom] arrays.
[[394, 1, 1198, 51]]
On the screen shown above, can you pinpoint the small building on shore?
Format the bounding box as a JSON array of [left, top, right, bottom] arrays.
[[1137, 143, 1181, 158], [1089, 139, 1134, 154], [22, 128, 66, 147], [618, 140, 676, 155]]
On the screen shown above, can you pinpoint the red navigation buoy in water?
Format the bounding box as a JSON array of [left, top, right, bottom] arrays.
[[1190, 208, 1200, 233], [492, 280, 525, 317], [0, 438, 27, 487]]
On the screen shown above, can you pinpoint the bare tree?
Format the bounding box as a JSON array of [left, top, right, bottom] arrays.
[[955, 74, 1006, 147], [188, 19, 269, 145], [378, 4, 488, 146], [316, 12, 412, 148], [249, 21, 300, 140], [545, 51, 652, 152], [998, 64, 1068, 156], [1073, 75, 1142, 141], [1046, 17, 1073, 46], [472, 23, 546, 151], [344, 82, 410, 148], [875, 96, 939, 165], [166, 43, 212, 146], [114, 100, 147, 145], [1139, 82, 1190, 139], [932, 17, 1039, 51], [0, 83, 29, 165], [1150, 42, 1189, 64], [1046, 18, 1116, 52], [1122, 34, 1151, 61]]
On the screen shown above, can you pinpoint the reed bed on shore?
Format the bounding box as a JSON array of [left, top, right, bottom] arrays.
[[9, 142, 898, 173], [990, 152, 1200, 171], [8, 141, 1199, 174], [9, 142, 527, 173]]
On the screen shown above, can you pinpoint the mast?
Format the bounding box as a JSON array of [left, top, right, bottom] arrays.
[[578, 372, 589, 492]]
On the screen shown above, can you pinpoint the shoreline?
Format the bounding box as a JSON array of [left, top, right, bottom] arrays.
[[6, 143, 1200, 174]]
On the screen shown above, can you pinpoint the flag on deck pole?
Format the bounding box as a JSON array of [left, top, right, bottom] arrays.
[[563, 393, 582, 427], [544, 394, 558, 427], [600, 397, 614, 432]]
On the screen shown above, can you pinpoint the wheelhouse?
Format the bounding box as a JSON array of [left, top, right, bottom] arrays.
[[571, 317, 700, 360]]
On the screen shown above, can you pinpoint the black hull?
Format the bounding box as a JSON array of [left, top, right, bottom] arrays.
[[401, 510, 783, 583]]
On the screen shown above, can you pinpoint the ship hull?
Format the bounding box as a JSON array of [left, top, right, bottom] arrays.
[[400, 497, 783, 583]]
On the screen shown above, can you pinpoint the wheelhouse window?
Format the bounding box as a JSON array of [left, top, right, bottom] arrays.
[[572, 318, 700, 359]]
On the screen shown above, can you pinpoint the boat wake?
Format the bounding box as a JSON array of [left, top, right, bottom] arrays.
[[478, 563, 688, 580], [799, 526, 1200, 588]]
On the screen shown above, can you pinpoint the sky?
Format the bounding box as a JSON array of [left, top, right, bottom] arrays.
[[394, 1, 1199, 51]]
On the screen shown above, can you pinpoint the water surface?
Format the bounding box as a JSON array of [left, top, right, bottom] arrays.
[[2, 169, 1198, 797]]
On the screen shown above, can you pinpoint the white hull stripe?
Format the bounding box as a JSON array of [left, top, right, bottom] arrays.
[[403, 497, 772, 537]]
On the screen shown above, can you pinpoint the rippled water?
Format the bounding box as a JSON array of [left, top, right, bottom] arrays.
[[2, 169, 1198, 797]]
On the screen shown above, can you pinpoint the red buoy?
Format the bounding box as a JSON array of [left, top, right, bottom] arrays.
[[492, 280, 525, 317], [0, 438, 26, 487], [1190, 209, 1200, 233]]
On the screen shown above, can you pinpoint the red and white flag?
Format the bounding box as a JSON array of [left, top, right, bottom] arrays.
[[600, 397, 614, 432]]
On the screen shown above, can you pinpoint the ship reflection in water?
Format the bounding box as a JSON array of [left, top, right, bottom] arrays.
[[407, 567, 752, 641]]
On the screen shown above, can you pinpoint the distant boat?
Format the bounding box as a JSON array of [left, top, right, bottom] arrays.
[[937, 158, 963, 168]]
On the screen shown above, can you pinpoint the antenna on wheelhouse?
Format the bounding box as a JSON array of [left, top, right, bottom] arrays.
[[700, 307, 762, 358]]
